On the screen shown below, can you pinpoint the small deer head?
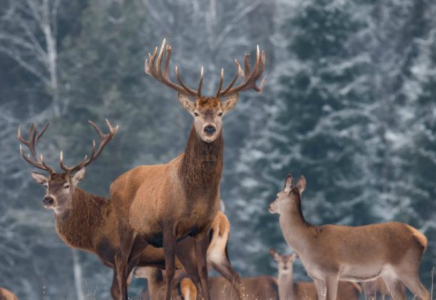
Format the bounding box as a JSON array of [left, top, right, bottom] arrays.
[[269, 174, 306, 215], [269, 249, 297, 275], [145, 39, 266, 143], [18, 120, 118, 214]]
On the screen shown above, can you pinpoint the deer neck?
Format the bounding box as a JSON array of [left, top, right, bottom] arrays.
[[279, 199, 312, 253], [146, 268, 165, 298], [54, 188, 110, 251], [278, 271, 295, 300], [180, 126, 223, 200]]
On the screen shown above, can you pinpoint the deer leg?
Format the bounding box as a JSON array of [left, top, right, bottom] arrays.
[[163, 230, 177, 300], [313, 278, 326, 300], [110, 269, 120, 300], [195, 233, 212, 300], [382, 275, 405, 300], [210, 260, 244, 300], [176, 239, 202, 298], [115, 230, 138, 300], [396, 272, 429, 300], [325, 274, 338, 300]]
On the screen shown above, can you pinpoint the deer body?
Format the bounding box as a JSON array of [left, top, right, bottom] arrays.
[[269, 175, 429, 300], [112, 39, 265, 300], [113, 128, 222, 247], [0, 288, 18, 300], [19, 122, 243, 300]]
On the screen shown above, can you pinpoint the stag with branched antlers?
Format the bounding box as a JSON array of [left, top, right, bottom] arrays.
[[18, 121, 246, 300], [110, 39, 266, 300]]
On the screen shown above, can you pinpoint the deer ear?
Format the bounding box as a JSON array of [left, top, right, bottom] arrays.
[[284, 174, 293, 193], [221, 94, 239, 114], [295, 176, 306, 194], [269, 249, 279, 260], [31, 172, 49, 185], [72, 168, 86, 185], [178, 93, 195, 113]]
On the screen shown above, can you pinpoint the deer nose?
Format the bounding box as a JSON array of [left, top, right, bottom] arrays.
[[42, 196, 54, 206], [204, 125, 216, 135]]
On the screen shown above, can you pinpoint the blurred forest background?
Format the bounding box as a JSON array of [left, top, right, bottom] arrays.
[[1, 0, 436, 299]]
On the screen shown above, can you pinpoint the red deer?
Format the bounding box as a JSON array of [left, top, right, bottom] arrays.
[[268, 174, 430, 300], [362, 277, 405, 300], [0, 287, 18, 300], [19, 123, 242, 300], [269, 249, 361, 300], [110, 39, 266, 300]]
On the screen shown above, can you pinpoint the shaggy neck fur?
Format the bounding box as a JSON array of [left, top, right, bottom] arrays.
[[180, 125, 223, 200], [54, 187, 111, 251]]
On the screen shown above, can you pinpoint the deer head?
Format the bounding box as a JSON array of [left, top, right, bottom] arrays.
[[269, 174, 306, 214], [269, 249, 297, 275], [18, 120, 118, 214], [145, 39, 266, 143]]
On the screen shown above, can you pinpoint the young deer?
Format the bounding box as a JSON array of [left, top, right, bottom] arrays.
[[269, 174, 429, 300], [0, 287, 18, 300], [111, 39, 266, 300], [269, 249, 361, 300], [19, 123, 242, 300], [177, 274, 279, 300]]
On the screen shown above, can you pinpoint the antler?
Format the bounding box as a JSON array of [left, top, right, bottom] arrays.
[[216, 45, 267, 97], [145, 39, 204, 97], [18, 123, 55, 174], [59, 119, 119, 174]]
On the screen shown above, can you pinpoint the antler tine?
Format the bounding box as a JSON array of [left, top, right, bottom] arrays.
[[18, 124, 54, 173], [175, 66, 198, 96], [58, 120, 118, 174], [219, 59, 243, 96], [215, 68, 224, 97], [197, 66, 204, 97], [145, 39, 200, 97], [217, 45, 267, 97]]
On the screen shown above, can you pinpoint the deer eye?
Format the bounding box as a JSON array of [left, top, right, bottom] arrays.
[[218, 112, 223, 117], [63, 184, 70, 189], [194, 112, 199, 117]]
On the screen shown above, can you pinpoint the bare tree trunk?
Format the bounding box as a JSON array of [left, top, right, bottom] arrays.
[[72, 249, 85, 300], [0, 0, 61, 118]]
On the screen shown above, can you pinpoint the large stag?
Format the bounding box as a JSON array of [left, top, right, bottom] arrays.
[[19, 123, 242, 299], [269, 174, 430, 300], [111, 39, 266, 300]]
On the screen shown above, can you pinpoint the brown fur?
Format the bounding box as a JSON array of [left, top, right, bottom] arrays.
[[270, 176, 430, 300], [31, 167, 241, 300], [111, 98, 229, 300], [179, 276, 279, 300], [270, 250, 361, 300], [0, 288, 18, 300]]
